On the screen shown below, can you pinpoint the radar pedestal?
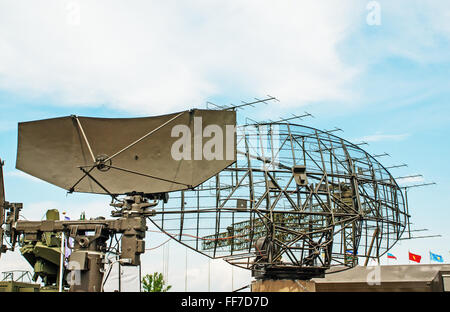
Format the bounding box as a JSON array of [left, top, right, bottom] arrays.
[[252, 265, 326, 280], [251, 236, 326, 280], [2, 194, 155, 292], [250, 235, 322, 292], [67, 223, 110, 292], [67, 194, 154, 291]]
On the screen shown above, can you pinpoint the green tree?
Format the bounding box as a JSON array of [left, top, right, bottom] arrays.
[[142, 272, 172, 292]]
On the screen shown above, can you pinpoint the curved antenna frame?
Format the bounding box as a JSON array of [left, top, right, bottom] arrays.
[[151, 122, 408, 277]]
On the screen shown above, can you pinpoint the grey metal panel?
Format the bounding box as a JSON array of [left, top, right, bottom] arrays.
[[312, 264, 450, 292], [443, 274, 450, 292], [316, 264, 450, 283], [16, 109, 236, 195]]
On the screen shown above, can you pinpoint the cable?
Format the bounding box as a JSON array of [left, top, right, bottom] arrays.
[[19, 214, 28, 221], [101, 258, 131, 292], [145, 237, 172, 251], [233, 284, 250, 292], [101, 259, 119, 292]]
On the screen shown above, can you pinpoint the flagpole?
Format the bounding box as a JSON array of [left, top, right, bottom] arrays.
[[59, 230, 65, 292]]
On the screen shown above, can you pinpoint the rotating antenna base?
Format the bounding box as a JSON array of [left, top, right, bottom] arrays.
[[252, 265, 326, 280]]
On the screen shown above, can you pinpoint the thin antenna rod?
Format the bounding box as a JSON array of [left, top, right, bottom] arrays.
[[402, 181, 436, 239], [395, 174, 423, 181], [399, 235, 442, 240], [373, 153, 390, 158], [79, 167, 116, 199], [107, 165, 191, 188], [244, 117, 261, 125], [224, 95, 278, 111], [68, 165, 96, 193], [323, 128, 343, 134], [206, 101, 227, 110], [73, 116, 96, 163], [404, 182, 436, 189], [105, 112, 184, 163], [386, 164, 408, 170], [274, 112, 314, 123]]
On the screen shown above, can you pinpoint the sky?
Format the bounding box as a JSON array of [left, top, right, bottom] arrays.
[[0, 0, 450, 291]]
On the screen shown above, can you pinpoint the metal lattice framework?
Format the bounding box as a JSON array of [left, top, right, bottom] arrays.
[[150, 122, 408, 275]]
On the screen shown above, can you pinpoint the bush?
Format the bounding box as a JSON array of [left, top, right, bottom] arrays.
[[142, 272, 172, 292]]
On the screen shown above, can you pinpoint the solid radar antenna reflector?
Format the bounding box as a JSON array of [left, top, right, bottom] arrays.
[[16, 109, 236, 195]]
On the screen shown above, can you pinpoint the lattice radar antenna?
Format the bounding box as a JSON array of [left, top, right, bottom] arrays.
[[151, 120, 409, 279], [0, 102, 412, 288]]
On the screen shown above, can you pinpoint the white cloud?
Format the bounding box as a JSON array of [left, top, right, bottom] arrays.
[[0, 0, 361, 114], [0, 120, 16, 132], [6, 170, 45, 183], [22, 199, 109, 220], [355, 132, 410, 143], [396, 175, 425, 185], [0, 252, 33, 274], [164, 254, 251, 292], [384, 1, 450, 63], [345, 1, 450, 66]]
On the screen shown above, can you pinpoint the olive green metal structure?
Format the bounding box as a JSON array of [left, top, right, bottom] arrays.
[[20, 209, 66, 288], [1, 109, 237, 291]]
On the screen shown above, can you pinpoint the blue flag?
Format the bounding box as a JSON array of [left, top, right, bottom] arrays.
[[430, 251, 444, 263]]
